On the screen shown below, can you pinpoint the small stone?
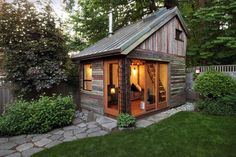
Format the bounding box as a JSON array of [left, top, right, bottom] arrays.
[[49, 134, 62, 141], [22, 147, 43, 157], [53, 130, 64, 135], [34, 138, 52, 147], [32, 134, 50, 142], [77, 123, 87, 128], [0, 150, 15, 156], [76, 133, 87, 139], [6, 152, 21, 157], [86, 127, 101, 134], [74, 127, 87, 135], [63, 126, 77, 131], [16, 143, 34, 152], [73, 118, 83, 125], [0, 142, 17, 150], [45, 140, 62, 148]]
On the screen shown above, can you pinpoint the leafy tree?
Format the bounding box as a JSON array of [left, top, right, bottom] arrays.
[[66, 0, 163, 48], [187, 0, 236, 66], [0, 1, 69, 96]]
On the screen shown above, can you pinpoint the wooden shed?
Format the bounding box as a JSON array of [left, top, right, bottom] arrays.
[[72, 7, 189, 117]]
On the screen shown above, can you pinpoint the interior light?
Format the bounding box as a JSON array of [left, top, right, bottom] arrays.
[[110, 87, 116, 94], [132, 67, 137, 75]]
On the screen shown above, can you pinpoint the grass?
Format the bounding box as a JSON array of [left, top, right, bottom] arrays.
[[33, 112, 236, 157]]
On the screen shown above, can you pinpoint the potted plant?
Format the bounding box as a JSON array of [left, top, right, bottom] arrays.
[[117, 113, 136, 130]]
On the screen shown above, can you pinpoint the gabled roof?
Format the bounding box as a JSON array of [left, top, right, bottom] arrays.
[[72, 7, 189, 60]]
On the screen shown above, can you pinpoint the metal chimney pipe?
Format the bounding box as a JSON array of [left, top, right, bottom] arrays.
[[108, 9, 113, 37]]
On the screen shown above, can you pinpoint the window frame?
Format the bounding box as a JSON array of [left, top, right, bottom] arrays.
[[175, 29, 184, 42], [83, 63, 92, 91]]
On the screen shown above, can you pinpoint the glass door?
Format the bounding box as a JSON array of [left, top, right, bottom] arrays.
[[104, 60, 120, 116], [144, 63, 157, 110], [157, 63, 168, 109]]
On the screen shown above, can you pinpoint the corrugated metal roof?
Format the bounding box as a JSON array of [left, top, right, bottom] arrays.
[[72, 7, 188, 59]]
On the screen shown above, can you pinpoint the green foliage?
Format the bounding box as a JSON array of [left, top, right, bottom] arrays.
[[117, 113, 136, 128], [196, 94, 236, 116], [0, 1, 69, 95], [187, 0, 236, 66], [194, 71, 236, 99], [0, 95, 75, 136]]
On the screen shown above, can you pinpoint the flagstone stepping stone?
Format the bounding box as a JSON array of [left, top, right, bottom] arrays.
[[45, 140, 62, 148], [0, 138, 8, 144], [77, 123, 87, 128], [32, 134, 50, 142], [136, 120, 154, 128], [16, 143, 33, 152], [63, 126, 78, 131], [87, 130, 108, 138], [22, 147, 43, 157], [6, 152, 21, 157], [75, 133, 88, 139], [73, 127, 87, 135], [49, 134, 62, 141], [53, 130, 64, 135], [0, 142, 17, 150], [100, 122, 117, 131], [0, 150, 15, 156], [86, 127, 101, 134], [34, 138, 52, 147]]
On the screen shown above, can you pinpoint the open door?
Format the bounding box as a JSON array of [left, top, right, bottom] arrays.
[[157, 63, 168, 109], [104, 60, 120, 116], [145, 62, 157, 110]]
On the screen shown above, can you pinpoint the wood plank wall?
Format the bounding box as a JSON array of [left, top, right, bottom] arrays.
[[80, 60, 104, 114], [138, 17, 187, 56]]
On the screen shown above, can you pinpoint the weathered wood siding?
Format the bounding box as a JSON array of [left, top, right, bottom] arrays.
[[80, 60, 104, 114], [138, 17, 187, 56]]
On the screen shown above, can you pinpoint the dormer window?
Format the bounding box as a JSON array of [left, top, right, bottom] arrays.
[[175, 29, 183, 41]]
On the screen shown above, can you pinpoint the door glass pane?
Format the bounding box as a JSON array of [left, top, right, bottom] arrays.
[[146, 63, 156, 106], [159, 64, 168, 102], [83, 64, 92, 90], [107, 63, 119, 110]]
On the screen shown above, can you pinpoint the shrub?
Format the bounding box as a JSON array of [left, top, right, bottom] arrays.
[[0, 95, 75, 136], [117, 113, 136, 128], [196, 94, 236, 116], [194, 71, 236, 100]]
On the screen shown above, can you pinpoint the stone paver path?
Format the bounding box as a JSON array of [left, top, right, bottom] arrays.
[[0, 112, 117, 157], [0, 103, 194, 157]]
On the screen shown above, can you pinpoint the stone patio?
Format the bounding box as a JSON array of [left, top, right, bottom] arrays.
[[0, 103, 194, 157]]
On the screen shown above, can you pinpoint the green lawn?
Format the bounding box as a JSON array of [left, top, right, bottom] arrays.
[[33, 112, 236, 157]]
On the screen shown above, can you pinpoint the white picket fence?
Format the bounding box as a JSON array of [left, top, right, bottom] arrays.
[[186, 64, 236, 73]]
